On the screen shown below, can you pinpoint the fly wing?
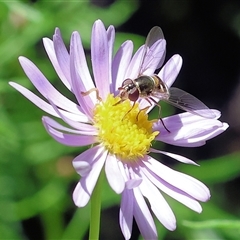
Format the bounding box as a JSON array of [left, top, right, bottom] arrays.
[[165, 87, 217, 118], [138, 26, 166, 76], [146, 26, 164, 49]]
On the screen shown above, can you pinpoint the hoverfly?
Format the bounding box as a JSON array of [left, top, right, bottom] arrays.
[[116, 26, 216, 128]]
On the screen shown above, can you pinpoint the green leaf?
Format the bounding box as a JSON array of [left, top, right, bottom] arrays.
[[13, 179, 67, 220], [183, 219, 240, 229], [175, 152, 240, 184]]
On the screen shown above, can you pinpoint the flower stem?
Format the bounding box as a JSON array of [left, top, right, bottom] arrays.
[[89, 170, 103, 240]]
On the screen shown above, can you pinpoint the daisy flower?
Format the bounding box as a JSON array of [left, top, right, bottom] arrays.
[[10, 20, 228, 240]]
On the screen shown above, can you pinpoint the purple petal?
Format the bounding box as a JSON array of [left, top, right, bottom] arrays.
[[120, 189, 133, 240], [117, 163, 143, 189], [9, 82, 88, 122], [47, 98, 97, 134], [107, 25, 115, 93], [43, 120, 96, 146], [139, 171, 176, 230], [105, 154, 125, 194], [70, 32, 95, 118], [91, 20, 110, 100], [70, 32, 95, 92], [18, 56, 83, 114], [133, 187, 157, 240], [158, 54, 183, 88], [72, 161, 91, 177], [73, 146, 107, 207], [43, 37, 71, 90], [53, 28, 72, 88], [154, 111, 228, 147], [125, 45, 145, 79], [143, 157, 210, 202], [126, 179, 142, 189], [42, 116, 96, 136], [73, 145, 104, 176], [150, 148, 199, 165], [140, 161, 203, 213], [112, 40, 134, 93]]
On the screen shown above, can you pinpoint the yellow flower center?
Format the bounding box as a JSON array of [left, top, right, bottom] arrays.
[[93, 94, 159, 162]]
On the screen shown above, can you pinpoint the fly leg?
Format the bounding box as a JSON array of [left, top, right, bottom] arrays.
[[149, 97, 170, 133], [113, 91, 136, 120], [81, 88, 102, 101], [121, 101, 136, 120], [136, 104, 150, 120]]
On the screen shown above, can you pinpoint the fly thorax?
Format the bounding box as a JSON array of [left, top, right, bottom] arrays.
[[125, 83, 137, 94], [135, 76, 155, 97]]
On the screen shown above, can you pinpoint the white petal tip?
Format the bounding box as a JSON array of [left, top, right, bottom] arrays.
[[72, 161, 92, 177]]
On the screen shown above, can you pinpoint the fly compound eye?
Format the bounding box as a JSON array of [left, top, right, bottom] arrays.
[[128, 90, 139, 102]]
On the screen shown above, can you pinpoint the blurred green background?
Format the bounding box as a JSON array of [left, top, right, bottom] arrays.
[[1, 0, 240, 239]]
